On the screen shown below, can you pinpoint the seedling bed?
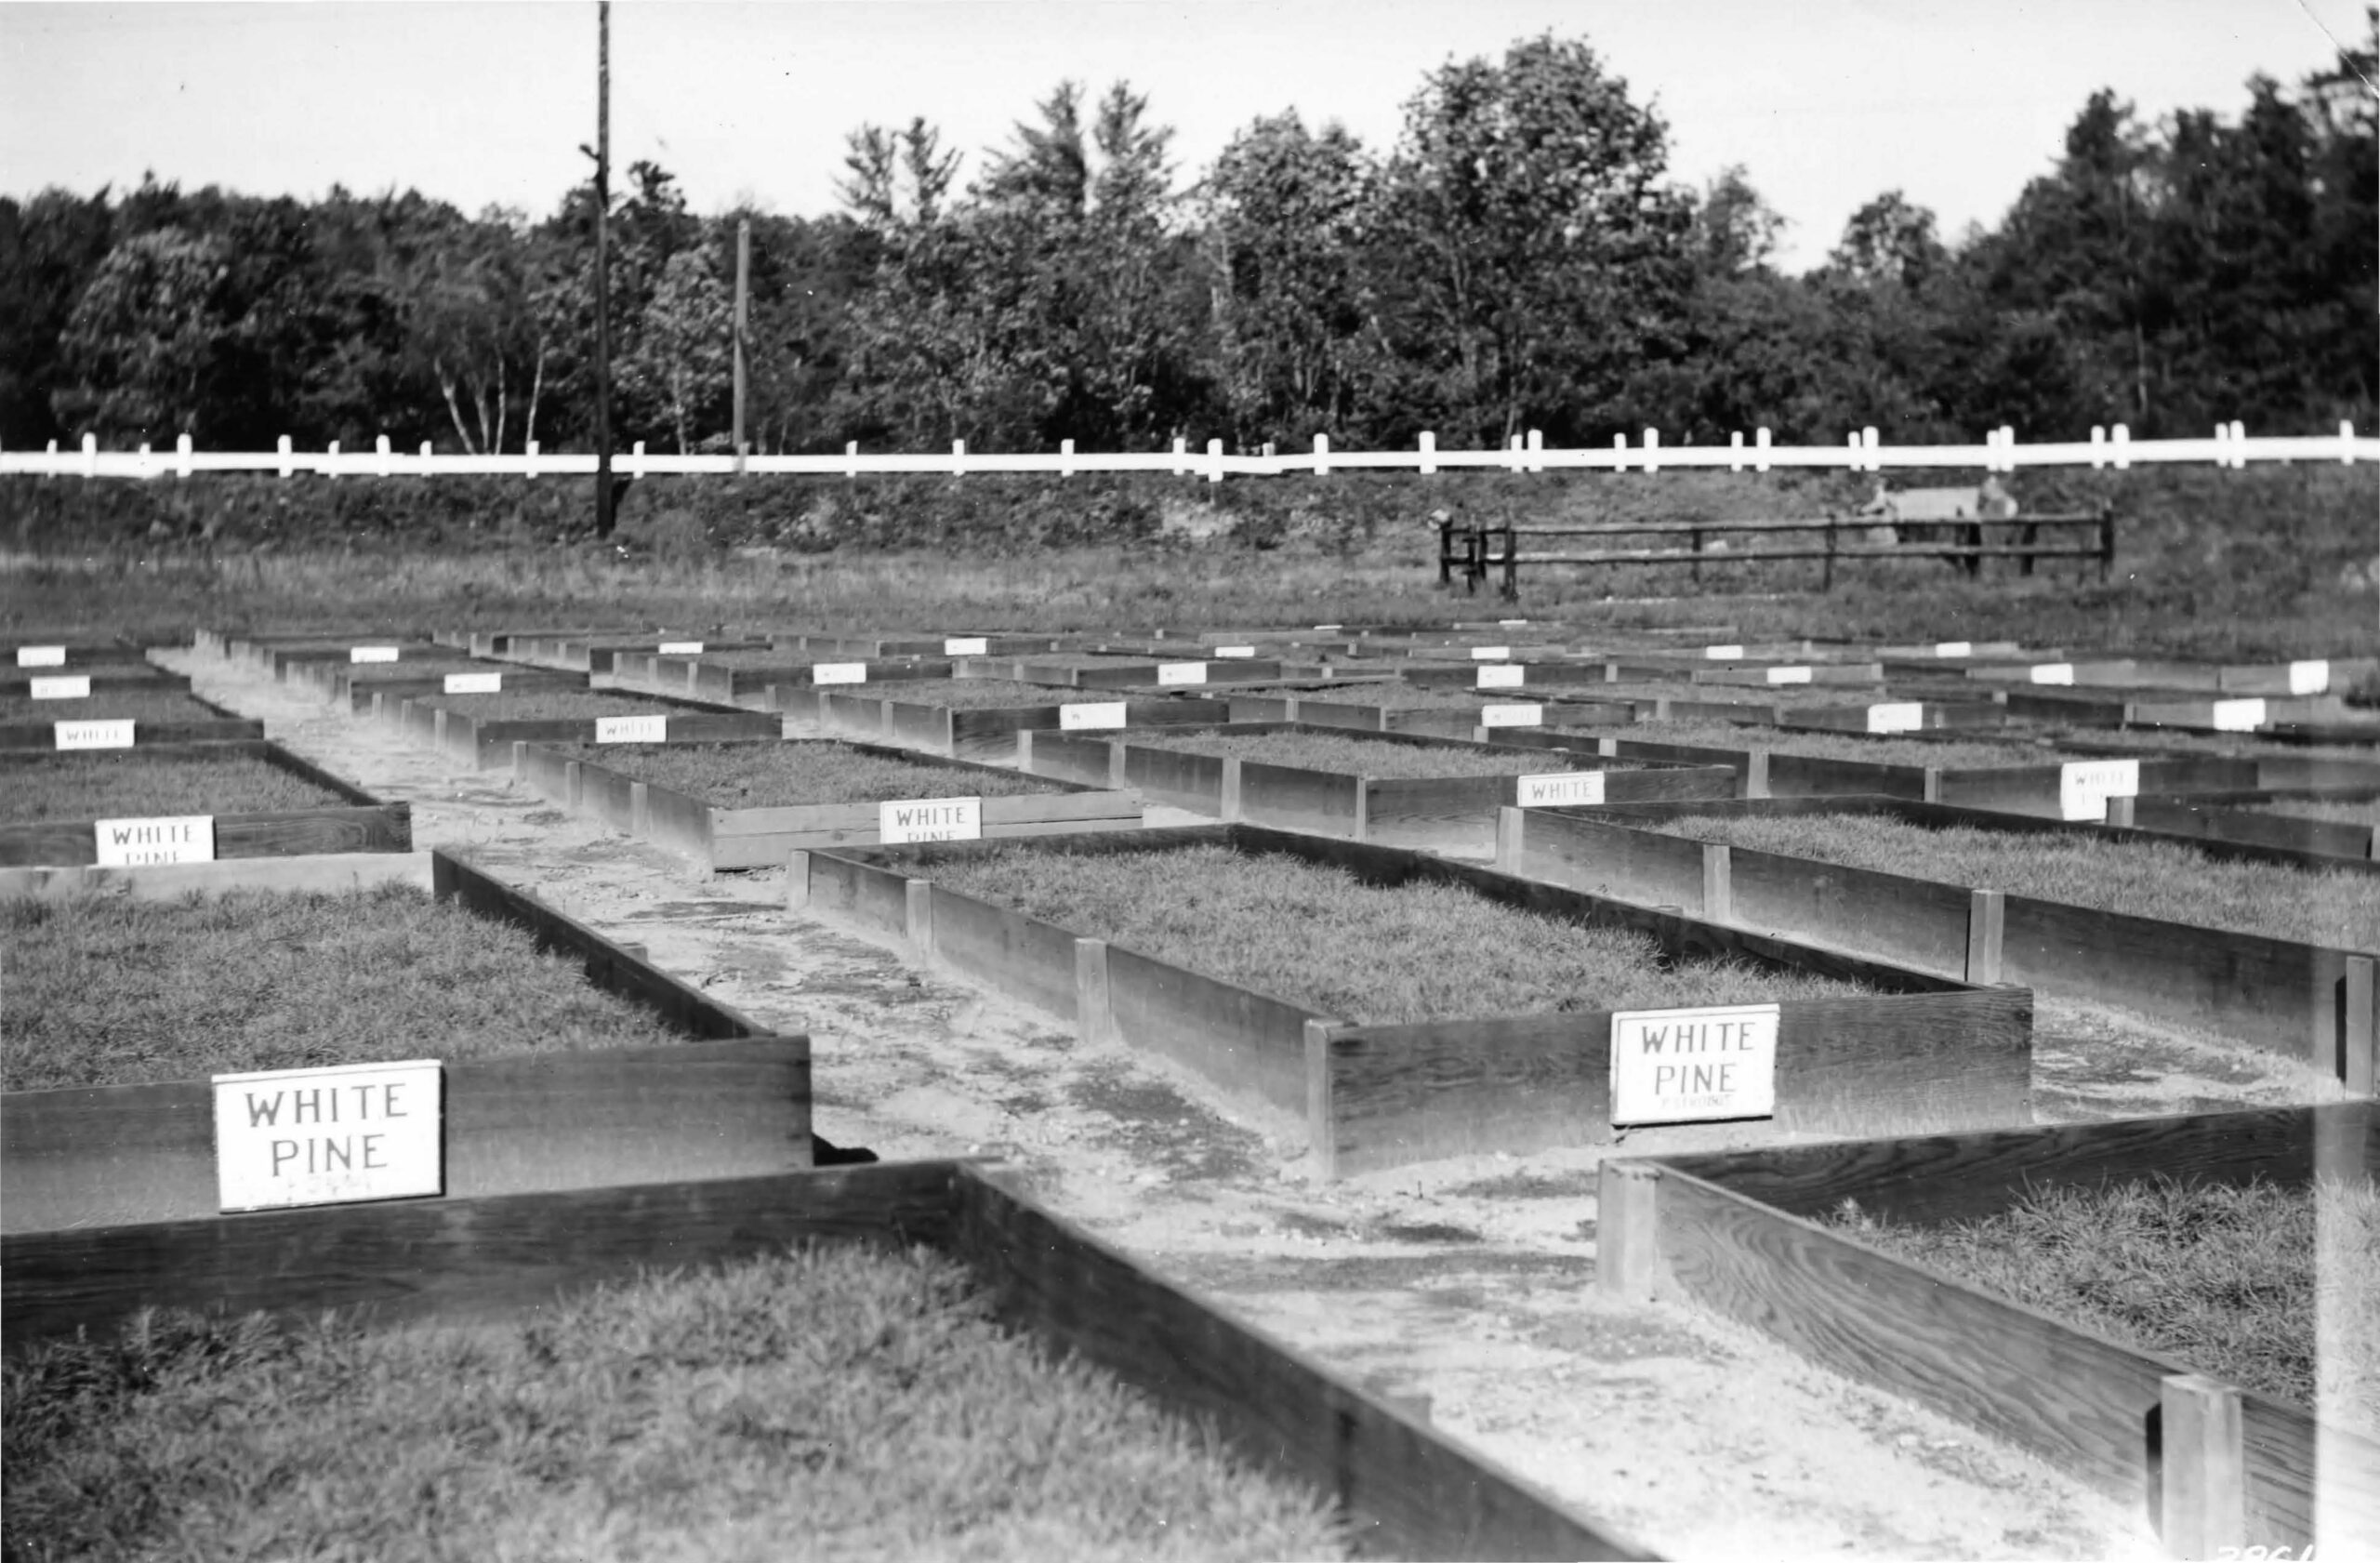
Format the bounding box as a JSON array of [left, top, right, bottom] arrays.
[[778, 630, 1064, 658], [6, 639, 153, 668], [516, 735, 1141, 868], [0, 740, 409, 868], [1960, 655, 2380, 696], [0, 661, 185, 696], [385, 686, 778, 768], [1599, 1103, 2380, 1556], [614, 648, 957, 705], [1, 849, 813, 1234], [0, 686, 259, 750], [967, 651, 1295, 691], [795, 824, 2033, 1176], [0, 1158, 1641, 1562], [292, 655, 591, 711], [794, 678, 1233, 762], [1480, 679, 2012, 734], [256, 641, 447, 678], [1019, 722, 1733, 855], [1223, 682, 1636, 742], [1498, 800, 2377, 1086], [2123, 796, 2379, 863], [510, 633, 768, 673]]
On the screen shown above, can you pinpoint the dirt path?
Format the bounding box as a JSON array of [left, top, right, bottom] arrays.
[[159, 647, 2269, 1561]]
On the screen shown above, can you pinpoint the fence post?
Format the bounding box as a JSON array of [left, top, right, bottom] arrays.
[[1060, 437, 1075, 478], [176, 433, 192, 480], [2228, 419, 2245, 469], [1313, 432, 1329, 476], [2090, 426, 2106, 468], [1755, 426, 1771, 473], [277, 433, 293, 479], [2159, 1373, 2245, 1559], [2112, 423, 2131, 470], [953, 438, 966, 477], [325, 440, 339, 481], [1862, 426, 1879, 472], [2343, 419, 2357, 465], [1207, 438, 1223, 484], [1846, 430, 1862, 471], [418, 442, 432, 468], [1171, 436, 1186, 476], [376, 434, 391, 478], [524, 439, 539, 479], [1729, 430, 1744, 471], [1507, 433, 1524, 472], [82, 432, 97, 480], [1642, 428, 1659, 474], [1612, 431, 1626, 470], [632, 440, 647, 481], [844, 440, 857, 480], [1418, 430, 1436, 476], [1527, 428, 1542, 474]]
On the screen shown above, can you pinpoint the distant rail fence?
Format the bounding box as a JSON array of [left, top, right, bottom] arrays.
[[1439, 504, 2117, 598]]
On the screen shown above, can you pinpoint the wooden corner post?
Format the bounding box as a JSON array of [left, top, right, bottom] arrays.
[[1966, 889, 2006, 985], [1075, 937, 1114, 1046], [2345, 953, 2375, 1096], [2159, 1373, 2244, 1559], [1597, 1160, 1663, 1301]]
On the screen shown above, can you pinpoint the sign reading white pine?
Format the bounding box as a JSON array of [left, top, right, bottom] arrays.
[[1469, 645, 1511, 660], [1765, 666, 1813, 684], [1476, 664, 1526, 689], [812, 662, 868, 684], [657, 641, 703, 655], [55, 719, 135, 749], [1059, 701, 1128, 730], [1865, 702, 1924, 734], [1703, 644, 1744, 659], [15, 645, 66, 667], [94, 815, 215, 866], [349, 645, 401, 664], [28, 675, 89, 699], [2288, 659, 2329, 695], [1516, 771, 1606, 807], [944, 637, 989, 656], [2030, 663, 2076, 684], [595, 714, 668, 743], [2209, 697, 2267, 731], [214, 1060, 443, 1212], [1934, 642, 1972, 657], [879, 795, 982, 843], [1156, 662, 1208, 686], [443, 672, 503, 695], [1478, 703, 1542, 727], [2058, 758, 2140, 821], [1609, 1004, 1779, 1127]]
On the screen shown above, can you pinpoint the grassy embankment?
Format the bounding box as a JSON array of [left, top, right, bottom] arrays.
[[1136, 730, 1576, 779], [3, 885, 684, 1091], [928, 843, 1867, 1024], [1836, 1175, 2380, 1439], [0, 754, 344, 823], [5, 462, 2372, 660], [1, 1243, 1349, 1562], [1649, 814, 2379, 950], [553, 741, 1053, 807]]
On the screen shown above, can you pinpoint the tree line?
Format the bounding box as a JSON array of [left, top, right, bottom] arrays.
[[2, 28, 2372, 459]]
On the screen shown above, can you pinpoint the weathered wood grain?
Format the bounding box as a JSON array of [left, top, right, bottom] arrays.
[[922, 884, 1082, 1020]]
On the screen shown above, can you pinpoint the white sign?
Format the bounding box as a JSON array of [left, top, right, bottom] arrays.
[[595, 714, 668, 744], [1479, 702, 1542, 727], [1704, 644, 1745, 660], [350, 645, 401, 664], [813, 662, 868, 684], [1765, 666, 1814, 684], [2287, 659, 2329, 695], [1214, 645, 1256, 657], [1476, 664, 1526, 689], [1517, 770, 1606, 807], [29, 675, 89, 699], [214, 1059, 443, 1212], [1156, 661, 1209, 686], [879, 795, 983, 843], [1865, 702, 1925, 734], [2058, 758, 2140, 821], [1059, 700, 1128, 730], [15, 645, 66, 667], [1934, 642, 1973, 657], [1610, 1004, 1779, 1127], [1499, 618, 1530, 627], [443, 672, 503, 695], [2209, 697, 2267, 732], [944, 637, 989, 656], [94, 815, 215, 866], [55, 719, 135, 750], [1470, 645, 1511, 660], [657, 641, 703, 656], [2029, 663, 2076, 685]]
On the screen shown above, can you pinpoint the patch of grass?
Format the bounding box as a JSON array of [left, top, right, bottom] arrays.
[[1651, 812, 2380, 949], [1833, 1175, 2380, 1438], [0, 1242, 1350, 1562], [553, 741, 1054, 807], [2248, 797, 2380, 827], [2050, 725, 2380, 763], [1137, 730, 1575, 779], [927, 842, 1869, 1024], [0, 754, 346, 824], [0, 687, 230, 722], [875, 679, 1139, 709], [425, 690, 679, 719], [1581, 720, 2062, 769], [1233, 682, 1616, 713], [1, 884, 684, 1091]]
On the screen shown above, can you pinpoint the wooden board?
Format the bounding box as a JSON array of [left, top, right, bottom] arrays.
[[0, 717, 265, 750], [0, 850, 433, 900]]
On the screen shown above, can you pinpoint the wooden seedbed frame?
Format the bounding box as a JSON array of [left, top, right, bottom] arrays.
[[793, 824, 2033, 1178], [611, 651, 959, 705], [0, 1156, 1646, 1562], [8, 639, 155, 667], [378, 688, 781, 768], [2120, 796, 2377, 862], [0, 738, 411, 869], [1599, 1103, 2380, 1556], [512, 735, 1142, 869], [790, 685, 1236, 762], [512, 634, 773, 674], [255, 641, 447, 678], [1223, 689, 1638, 744], [0, 688, 262, 751], [1496, 801, 2377, 1090], [295, 657, 592, 713], [777, 630, 1064, 658], [3, 845, 818, 1236], [0, 664, 188, 697], [969, 654, 1296, 691], [1962, 655, 2380, 696], [1017, 722, 1733, 855]]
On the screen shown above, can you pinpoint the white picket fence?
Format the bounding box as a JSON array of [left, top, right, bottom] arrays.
[[2, 421, 2371, 482]]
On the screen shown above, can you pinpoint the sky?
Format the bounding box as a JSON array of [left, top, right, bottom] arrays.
[[1, 0, 2371, 273]]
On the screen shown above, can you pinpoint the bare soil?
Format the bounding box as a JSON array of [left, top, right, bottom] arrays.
[[160, 644, 2359, 1561]]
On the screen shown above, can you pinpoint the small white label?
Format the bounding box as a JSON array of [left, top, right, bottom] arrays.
[[15, 645, 66, 668], [94, 814, 215, 866], [1518, 771, 1606, 807], [1474, 664, 1524, 690], [595, 714, 668, 744], [1934, 642, 1973, 657], [2209, 697, 2267, 732], [2059, 758, 2140, 821], [1765, 666, 1814, 685], [1866, 702, 1925, 734], [1479, 703, 1542, 727], [2287, 659, 2329, 695], [56, 719, 136, 750], [944, 637, 989, 656], [1704, 644, 1745, 660], [1213, 645, 1256, 658], [350, 645, 401, 664], [1060, 701, 1129, 730], [214, 1059, 443, 1212], [443, 672, 503, 695], [29, 675, 89, 699], [1156, 661, 1209, 686], [657, 641, 703, 656], [813, 662, 868, 685], [1470, 645, 1511, 661], [1498, 618, 1529, 627], [1314, 623, 1342, 631], [2030, 663, 2076, 685], [879, 794, 982, 843], [1611, 1004, 1779, 1127]]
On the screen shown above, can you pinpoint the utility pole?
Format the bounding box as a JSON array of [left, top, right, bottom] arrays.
[[592, 0, 615, 536], [733, 217, 749, 474]]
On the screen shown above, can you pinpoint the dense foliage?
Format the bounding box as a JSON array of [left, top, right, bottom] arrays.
[[3, 28, 2372, 462]]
